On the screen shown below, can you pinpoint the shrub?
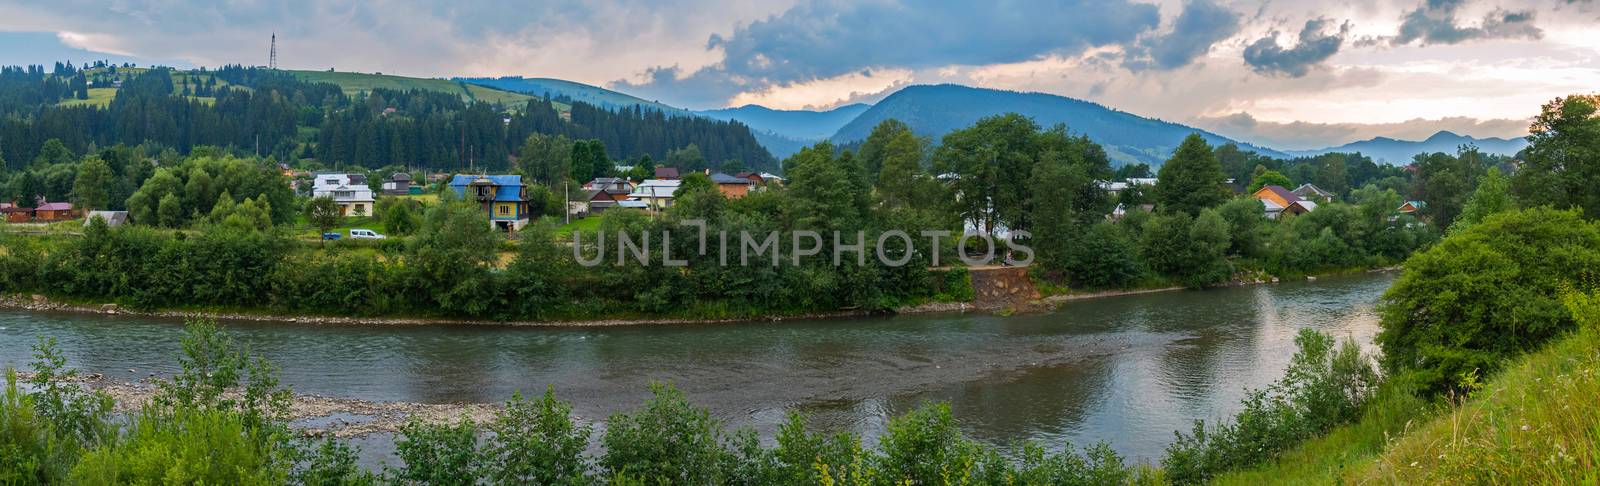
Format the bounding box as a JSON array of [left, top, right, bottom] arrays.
[[1377, 207, 1600, 395], [1162, 328, 1377, 484], [600, 382, 733, 484], [482, 387, 591, 485]]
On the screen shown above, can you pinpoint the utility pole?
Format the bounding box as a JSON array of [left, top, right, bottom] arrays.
[[564, 180, 570, 225]]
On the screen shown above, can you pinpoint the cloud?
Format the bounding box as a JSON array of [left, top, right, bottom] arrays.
[[616, 0, 1162, 107], [1393, 0, 1542, 45], [1192, 111, 1530, 150], [1243, 18, 1348, 77], [1123, 0, 1243, 71]]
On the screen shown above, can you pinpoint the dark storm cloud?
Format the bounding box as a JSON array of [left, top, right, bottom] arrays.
[[1242, 18, 1348, 77], [1393, 0, 1542, 45], [1123, 0, 1243, 71]]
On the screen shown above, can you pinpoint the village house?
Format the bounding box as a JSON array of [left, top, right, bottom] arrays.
[[759, 172, 785, 185], [449, 174, 532, 232], [1292, 183, 1335, 202], [33, 202, 79, 222], [1252, 185, 1317, 219], [0, 203, 30, 223], [653, 167, 681, 180], [709, 172, 754, 199], [382, 172, 413, 195], [583, 177, 634, 201], [628, 179, 682, 210], [1397, 200, 1426, 215], [311, 173, 376, 216]]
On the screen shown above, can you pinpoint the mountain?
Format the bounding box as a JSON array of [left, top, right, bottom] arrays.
[[1286, 131, 1529, 164], [459, 76, 685, 114], [696, 104, 871, 141], [830, 84, 1288, 167]]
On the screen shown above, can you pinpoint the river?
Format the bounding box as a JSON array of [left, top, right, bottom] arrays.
[[0, 272, 1392, 465]]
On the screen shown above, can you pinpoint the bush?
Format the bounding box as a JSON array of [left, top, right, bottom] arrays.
[[1377, 207, 1600, 395], [600, 383, 733, 484], [1162, 328, 1377, 484]]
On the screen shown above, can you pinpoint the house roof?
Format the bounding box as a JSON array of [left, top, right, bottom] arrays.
[[1289, 200, 1318, 212], [1292, 183, 1333, 197], [390, 172, 412, 181], [36, 202, 73, 211], [1255, 185, 1301, 204], [84, 211, 129, 226], [654, 167, 680, 179], [448, 174, 527, 202], [630, 179, 682, 198], [709, 172, 753, 185], [578, 189, 606, 202], [449, 174, 524, 187]]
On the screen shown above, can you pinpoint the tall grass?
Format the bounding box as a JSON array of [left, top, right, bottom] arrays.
[[1348, 290, 1600, 484]]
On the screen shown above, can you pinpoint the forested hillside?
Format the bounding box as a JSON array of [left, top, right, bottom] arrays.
[[0, 65, 776, 173]]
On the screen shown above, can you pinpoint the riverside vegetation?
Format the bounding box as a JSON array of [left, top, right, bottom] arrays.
[[5, 207, 1594, 485], [1, 115, 1450, 321]]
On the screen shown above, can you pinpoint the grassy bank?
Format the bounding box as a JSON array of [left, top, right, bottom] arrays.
[[1215, 326, 1600, 484]]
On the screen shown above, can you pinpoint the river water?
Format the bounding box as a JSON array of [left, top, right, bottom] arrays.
[[0, 272, 1392, 464]]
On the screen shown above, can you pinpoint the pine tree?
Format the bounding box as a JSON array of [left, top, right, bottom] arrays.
[[1155, 134, 1228, 215]]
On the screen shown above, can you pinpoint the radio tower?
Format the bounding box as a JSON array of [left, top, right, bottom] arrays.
[[268, 33, 278, 70]]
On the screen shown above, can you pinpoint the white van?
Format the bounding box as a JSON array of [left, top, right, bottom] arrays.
[[349, 229, 386, 239]]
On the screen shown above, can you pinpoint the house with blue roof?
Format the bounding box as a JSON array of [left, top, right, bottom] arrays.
[[449, 174, 532, 231]]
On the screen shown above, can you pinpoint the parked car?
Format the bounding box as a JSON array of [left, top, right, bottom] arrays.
[[321, 232, 341, 240], [349, 229, 386, 239]]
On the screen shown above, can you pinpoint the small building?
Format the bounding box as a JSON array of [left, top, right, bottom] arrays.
[[709, 172, 754, 199], [34, 202, 78, 222], [382, 172, 413, 195], [1, 203, 31, 223], [1292, 183, 1335, 202], [1252, 185, 1315, 220], [628, 179, 682, 210], [583, 177, 634, 201], [759, 172, 785, 185], [311, 173, 376, 217], [1397, 200, 1426, 214], [654, 167, 681, 180], [449, 174, 532, 232], [83, 210, 130, 227]]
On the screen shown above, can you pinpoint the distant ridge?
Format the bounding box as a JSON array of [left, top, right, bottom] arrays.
[[1287, 130, 1528, 164], [829, 84, 1289, 166], [696, 104, 871, 141]]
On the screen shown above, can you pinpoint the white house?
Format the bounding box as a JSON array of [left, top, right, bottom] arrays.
[[311, 173, 376, 216], [627, 179, 682, 210]]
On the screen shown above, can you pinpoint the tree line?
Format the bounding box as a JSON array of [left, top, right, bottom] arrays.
[[0, 64, 775, 174]]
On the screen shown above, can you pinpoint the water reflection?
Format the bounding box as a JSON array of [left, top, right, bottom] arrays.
[[0, 272, 1392, 462]]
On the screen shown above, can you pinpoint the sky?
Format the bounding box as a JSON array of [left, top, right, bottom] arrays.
[[0, 0, 1596, 150]]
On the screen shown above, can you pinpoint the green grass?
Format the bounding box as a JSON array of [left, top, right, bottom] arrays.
[[288, 70, 550, 107], [1215, 326, 1600, 485], [57, 88, 118, 108], [553, 216, 602, 238], [1349, 327, 1600, 484]]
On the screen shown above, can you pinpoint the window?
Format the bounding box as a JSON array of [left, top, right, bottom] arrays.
[[498, 204, 509, 216], [354, 204, 365, 215]]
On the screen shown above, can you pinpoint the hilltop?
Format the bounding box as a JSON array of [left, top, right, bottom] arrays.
[[830, 84, 1288, 166]]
